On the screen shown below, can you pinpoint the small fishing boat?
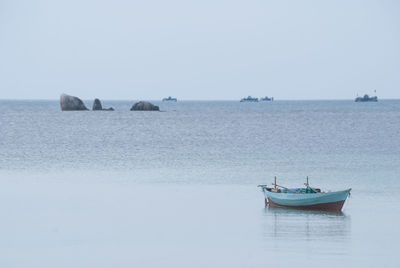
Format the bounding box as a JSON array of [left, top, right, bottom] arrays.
[[260, 96, 274, 101], [240, 96, 258, 102], [163, 96, 177, 102], [355, 94, 377, 102], [258, 177, 351, 212]]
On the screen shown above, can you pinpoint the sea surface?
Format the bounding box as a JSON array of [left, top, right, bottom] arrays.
[[0, 99, 399, 267]]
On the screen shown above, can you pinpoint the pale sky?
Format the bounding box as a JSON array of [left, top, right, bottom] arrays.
[[0, 0, 399, 100]]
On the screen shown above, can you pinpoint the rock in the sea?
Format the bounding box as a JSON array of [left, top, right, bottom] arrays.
[[130, 101, 159, 111], [92, 98, 114, 111], [92, 98, 103, 110], [60, 94, 88, 111]]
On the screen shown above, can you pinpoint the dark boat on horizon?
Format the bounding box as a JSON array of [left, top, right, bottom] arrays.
[[162, 96, 177, 102], [240, 96, 258, 102], [260, 96, 274, 101], [355, 94, 378, 102]]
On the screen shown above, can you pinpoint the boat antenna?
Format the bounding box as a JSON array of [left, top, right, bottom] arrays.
[[304, 176, 319, 193], [274, 176, 277, 189]]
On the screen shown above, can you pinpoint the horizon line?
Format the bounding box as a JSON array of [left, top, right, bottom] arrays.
[[0, 98, 398, 101]]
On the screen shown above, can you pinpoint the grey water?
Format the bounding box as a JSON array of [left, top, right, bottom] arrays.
[[0, 100, 399, 267]]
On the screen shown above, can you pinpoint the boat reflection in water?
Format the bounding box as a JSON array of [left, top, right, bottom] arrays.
[[261, 206, 351, 256]]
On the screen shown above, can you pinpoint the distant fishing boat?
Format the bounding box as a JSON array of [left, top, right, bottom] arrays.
[[355, 94, 377, 102], [258, 177, 351, 212], [240, 96, 258, 102], [260, 96, 274, 101], [355, 91, 378, 102], [162, 96, 177, 102]]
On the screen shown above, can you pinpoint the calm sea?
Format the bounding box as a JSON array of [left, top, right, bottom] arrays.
[[0, 100, 399, 267]]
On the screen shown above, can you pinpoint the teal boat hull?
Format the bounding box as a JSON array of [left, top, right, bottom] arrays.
[[263, 188, 351, 212]]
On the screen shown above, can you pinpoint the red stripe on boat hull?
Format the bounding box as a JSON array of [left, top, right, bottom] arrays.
[[266, 198, 346, 212]]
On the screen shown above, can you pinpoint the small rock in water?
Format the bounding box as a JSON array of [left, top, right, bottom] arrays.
[[60, 94, 88, 111], [92, 98, 114, 111], [130, 101, 159, 111], [92, 98, 103, 110]]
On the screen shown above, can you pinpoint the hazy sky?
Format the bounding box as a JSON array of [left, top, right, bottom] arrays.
[[0, 0, 399, 100]]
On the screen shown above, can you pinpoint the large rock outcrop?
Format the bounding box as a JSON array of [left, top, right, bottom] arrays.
[[60, 94, 88, 111], [130, 101, 159, 111], [92, 98, 114, 111]]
